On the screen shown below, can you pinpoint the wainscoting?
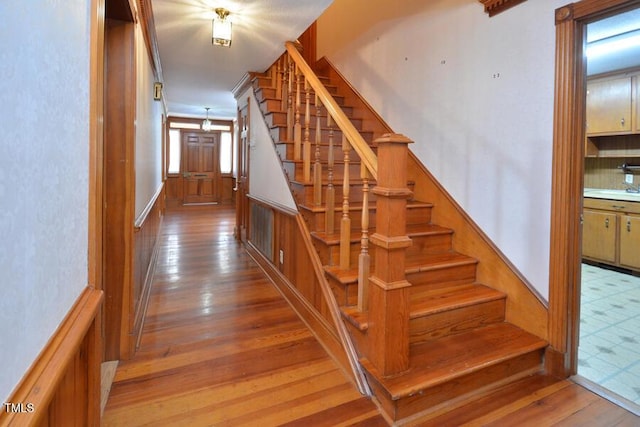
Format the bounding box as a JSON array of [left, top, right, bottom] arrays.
[[246, 196, 358, 385], [0, 287, 103, 427], [132, 185, 164, 352]]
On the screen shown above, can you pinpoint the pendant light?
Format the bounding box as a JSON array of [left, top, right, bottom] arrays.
[[202, 107, 212, 132]]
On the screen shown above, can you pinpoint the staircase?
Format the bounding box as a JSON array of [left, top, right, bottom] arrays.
[[251, 43, 548, 425]]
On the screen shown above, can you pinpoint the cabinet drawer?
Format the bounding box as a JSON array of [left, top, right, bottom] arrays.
[[584, 198, 640, 214]]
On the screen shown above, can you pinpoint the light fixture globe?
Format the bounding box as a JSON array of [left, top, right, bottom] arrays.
[[212, 8, 232, 47], [202, 107, 212, 132]]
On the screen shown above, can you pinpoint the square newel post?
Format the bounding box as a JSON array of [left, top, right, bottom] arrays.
[[368, 133, 414, 377]]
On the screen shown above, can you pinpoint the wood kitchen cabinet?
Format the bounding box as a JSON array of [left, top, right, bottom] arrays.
[[586, 76, 633, 136], [582, 209, 617, 263], [620, 214, 640, 270], [583, 197, 640, 271]]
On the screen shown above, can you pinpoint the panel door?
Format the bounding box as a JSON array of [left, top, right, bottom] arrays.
[[182, 132, 220, 204], [620, 214, 640, 270], [582, 209, 617, 263]]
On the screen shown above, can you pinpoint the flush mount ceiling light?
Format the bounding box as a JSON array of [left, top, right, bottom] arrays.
[[212, 8, 232, 47], [202, 107, 212, 131]]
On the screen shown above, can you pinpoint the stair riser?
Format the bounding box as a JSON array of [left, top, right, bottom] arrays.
[[314, 233, 455, 271], [266, 107, 357, 127], [369, 350, 544, 422], [409, 299, 506, 345], [291, 182, 379, 206], [270, 126, 374, 146], [407, 263, 478, 289], [406, 233, 453, 257], [283, 161, 364, 183], [276, 141, 360, 161], [327, 276, 358, 307]]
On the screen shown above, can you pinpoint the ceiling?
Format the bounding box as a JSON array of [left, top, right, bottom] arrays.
[[587, 7, 640, 75], [152, 0, 333, 120]]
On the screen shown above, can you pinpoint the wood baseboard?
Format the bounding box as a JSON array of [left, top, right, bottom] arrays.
[[0, 286, 103, 427]]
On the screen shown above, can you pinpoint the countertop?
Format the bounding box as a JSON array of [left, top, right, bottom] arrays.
[[584, 188, 640, 202]]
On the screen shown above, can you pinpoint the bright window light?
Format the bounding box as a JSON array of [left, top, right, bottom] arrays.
[[220, 132, 232, 174], [168, 129, 181, 174]]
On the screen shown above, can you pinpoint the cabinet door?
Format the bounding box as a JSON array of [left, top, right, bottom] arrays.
[[620, 214, 640, 269], [586, 77, 632, 135], [582, 209, 617, 263]]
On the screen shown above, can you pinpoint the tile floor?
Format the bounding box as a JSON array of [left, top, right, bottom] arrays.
[[578, 263, 640, 408]]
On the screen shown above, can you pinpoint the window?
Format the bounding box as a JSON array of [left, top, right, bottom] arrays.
[[220, 131, 232, 174], [168, 129, 181, 174]]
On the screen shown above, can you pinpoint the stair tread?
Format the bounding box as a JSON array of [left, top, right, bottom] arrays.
[[409, 283, 505, 318], [301, 199, 433, 214], [360, 323, 547, 400], [325, 251, 476, 285], [313, 223, 451, 245]]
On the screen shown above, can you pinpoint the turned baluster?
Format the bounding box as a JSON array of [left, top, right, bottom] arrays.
[[339, 134, 351, 270], [313, 95, 322, 206], [358, 165, 371, 311], [275, 57, 283, 101], [325, 115, 335, 234], [303, 77, 311, 182], [281, 56, 289, 110], [286, 56, 294, 143], [293, 66, 302, 161]]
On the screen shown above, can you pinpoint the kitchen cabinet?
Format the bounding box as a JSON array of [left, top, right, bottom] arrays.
[[619, 214, 640, 270], [583, 197, 640, 271], [586, 76, 633, 136], [582, 209, 617, 263]]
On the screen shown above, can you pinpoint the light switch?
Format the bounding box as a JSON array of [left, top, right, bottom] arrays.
[[625, 173, 634, 184]]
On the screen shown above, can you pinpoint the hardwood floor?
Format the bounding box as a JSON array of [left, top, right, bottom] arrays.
[[102, 204, 639, 426], [102, 205, 385, 426]]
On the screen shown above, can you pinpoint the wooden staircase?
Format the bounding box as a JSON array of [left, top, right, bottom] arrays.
[[251, 43, 548, 425]]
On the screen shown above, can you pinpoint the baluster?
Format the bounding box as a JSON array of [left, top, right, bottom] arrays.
[[293, 66, 302, 161], [358, 165, 371, 311], [339, 134, 351, 270], [275, 57, 283, 100], [303, 77, 311, 182], [313, 95, 322, 206], [281, 56, 288, 110], [287, 57, 294, 144], [325, 114, 335, 234]]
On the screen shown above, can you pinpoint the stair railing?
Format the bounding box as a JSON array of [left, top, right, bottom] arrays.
[[282, 41, 378, 312], [266, 43, 415, 376]]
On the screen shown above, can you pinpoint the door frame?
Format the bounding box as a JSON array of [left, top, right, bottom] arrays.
[[548, 0, 640, 377]]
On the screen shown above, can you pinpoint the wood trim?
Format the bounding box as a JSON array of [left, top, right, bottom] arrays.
[[285, 41, 378, 180], [134, 183, 164, 228], [548, 0, 640, 378], [247, 194, 298, 217], [135, 0, 163, 82], [0, 287, 103, 427], [479, 0, 527, 16], [89, 0, 105, 296]]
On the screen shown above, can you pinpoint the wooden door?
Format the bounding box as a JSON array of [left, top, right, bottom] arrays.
[[235, 101, 250, 241], [620, 214, 640, 269], [582, 209, 617, 263], [182, 132, 220, 204]]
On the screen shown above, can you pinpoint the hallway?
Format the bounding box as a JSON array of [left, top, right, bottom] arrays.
[[102, 205, 385, 426]]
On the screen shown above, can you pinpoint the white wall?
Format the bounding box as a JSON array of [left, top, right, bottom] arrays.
[[238, 88, 297, 210], [135, 24, 164, 219], [0, 1, 90, 402], [318, 0, 567, 300]]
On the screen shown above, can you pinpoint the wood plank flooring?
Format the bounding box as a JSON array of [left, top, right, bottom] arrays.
[[102, 205, 385, 426], [102, 204, 640, 426]]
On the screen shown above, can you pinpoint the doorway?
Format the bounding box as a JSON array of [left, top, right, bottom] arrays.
[[548, 0, 640, 415], [577, 6, 640, 411]]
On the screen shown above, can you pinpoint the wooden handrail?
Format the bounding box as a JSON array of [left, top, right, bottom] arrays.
[[285, 41, 378, 180]]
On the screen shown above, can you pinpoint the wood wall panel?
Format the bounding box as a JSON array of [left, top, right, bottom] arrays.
[[131, 185, 164, 351], [0, 288, 102, 427]]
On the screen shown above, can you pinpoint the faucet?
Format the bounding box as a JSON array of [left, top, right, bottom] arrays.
[[622, 182, 640, 193]]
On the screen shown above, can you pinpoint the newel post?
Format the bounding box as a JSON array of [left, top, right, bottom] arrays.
[[368, 133, 413, 376]]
